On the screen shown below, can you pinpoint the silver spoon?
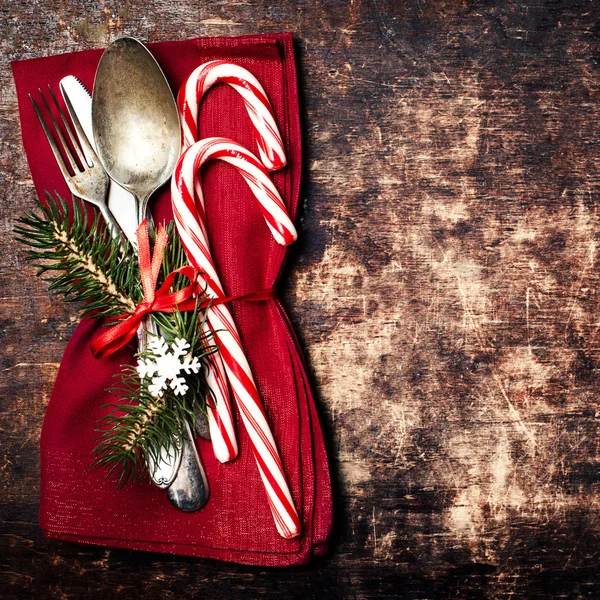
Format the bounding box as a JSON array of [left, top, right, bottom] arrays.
[[91, 37, 208, 511], [91, 37, 181, 224]]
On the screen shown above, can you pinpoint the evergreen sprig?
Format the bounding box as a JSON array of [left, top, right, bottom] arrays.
[[15, 194, 141, 318], [16, 193, 215, 485], [93, 311, 214, 487]]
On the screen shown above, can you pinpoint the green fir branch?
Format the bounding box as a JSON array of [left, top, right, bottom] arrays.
[[94, 304, 216, 487], [15, 193, 141, 318], [15, 193, 216, 485], [151, 226, 220, 425]]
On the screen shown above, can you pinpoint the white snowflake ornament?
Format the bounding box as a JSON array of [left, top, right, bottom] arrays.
[[137, 336, 201, 397]]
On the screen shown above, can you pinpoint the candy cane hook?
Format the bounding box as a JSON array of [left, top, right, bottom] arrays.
[[171, 137, 300, 539], [178, 60, 287, 171]]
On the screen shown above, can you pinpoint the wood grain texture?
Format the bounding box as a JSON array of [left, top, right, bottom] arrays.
[[2, 0, 600, 598]]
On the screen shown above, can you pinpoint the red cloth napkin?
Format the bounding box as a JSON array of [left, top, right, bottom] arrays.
[[11, 32, 332, 566]]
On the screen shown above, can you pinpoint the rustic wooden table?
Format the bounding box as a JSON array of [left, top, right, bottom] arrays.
[[2, 1, 600, 598]]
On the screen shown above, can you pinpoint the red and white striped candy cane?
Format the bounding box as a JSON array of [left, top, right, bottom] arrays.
[[171, 137, 299, 539], [178, 60, 286, 171], [178, 61, 288, 463], [203, 334, 237, 463]]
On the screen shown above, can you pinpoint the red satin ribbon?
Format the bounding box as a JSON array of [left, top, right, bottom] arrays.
[[91, 220, 274, 359]]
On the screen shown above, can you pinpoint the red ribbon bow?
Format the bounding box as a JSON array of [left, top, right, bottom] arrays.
[[91, 220, 200, 359], [91, 220, 275, 359]]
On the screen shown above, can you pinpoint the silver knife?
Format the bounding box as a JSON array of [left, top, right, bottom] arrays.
[[60, 76, 139, 248]]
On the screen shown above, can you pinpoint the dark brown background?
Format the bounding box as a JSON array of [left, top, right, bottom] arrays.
[[2, 1, 600, 598]]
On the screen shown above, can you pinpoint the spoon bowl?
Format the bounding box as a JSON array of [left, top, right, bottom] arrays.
[[92, 37, 181, 220]]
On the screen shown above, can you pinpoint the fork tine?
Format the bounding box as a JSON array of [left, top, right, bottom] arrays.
[[62, 90, 100, 168], [29, 94, 72, 180], [48, 86, 88, 169], [37, 88, 79, 174]]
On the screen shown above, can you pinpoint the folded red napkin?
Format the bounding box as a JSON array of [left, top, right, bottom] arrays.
[[11, 32, 332, 566]]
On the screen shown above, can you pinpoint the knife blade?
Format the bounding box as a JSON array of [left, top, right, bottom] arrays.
[[59, 76, 139, 247]]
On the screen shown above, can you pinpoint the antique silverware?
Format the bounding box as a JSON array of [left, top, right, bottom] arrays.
[[60, 76, 139, 248], [61, 75, 211, 446], [166, 422, 209, 511], [30, 87, 120, 238], [31, 85, 181, 486], [91, 36, 208, 510]]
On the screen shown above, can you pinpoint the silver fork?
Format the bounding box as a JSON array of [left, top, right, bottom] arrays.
[[29, 87, 121, 238]]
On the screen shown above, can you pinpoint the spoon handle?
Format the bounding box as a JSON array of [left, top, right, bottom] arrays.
[[139, 317, 183, 488], [167, 422, 209, 511], [135, 208, 207, 510]]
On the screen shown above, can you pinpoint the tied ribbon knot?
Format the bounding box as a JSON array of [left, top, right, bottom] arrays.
[[91, 220, 274, 359]]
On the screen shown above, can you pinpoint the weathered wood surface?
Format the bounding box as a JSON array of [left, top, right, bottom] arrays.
[[2, 1, 600, 598]]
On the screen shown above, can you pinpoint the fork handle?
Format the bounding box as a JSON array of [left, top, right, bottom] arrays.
[[97, 202, 127, 251]]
